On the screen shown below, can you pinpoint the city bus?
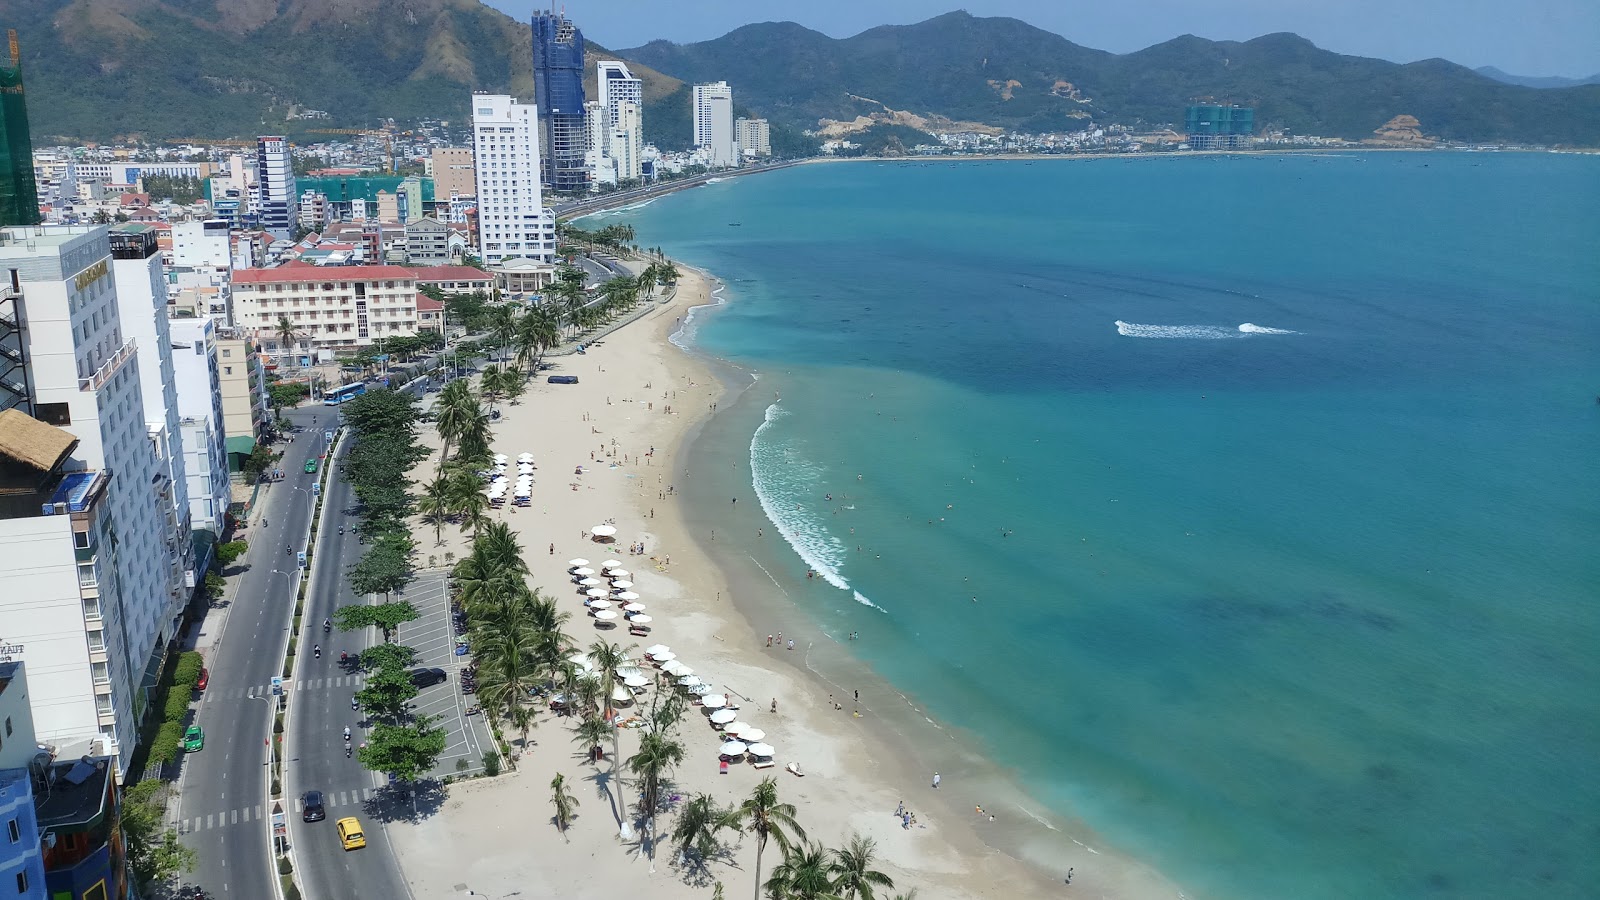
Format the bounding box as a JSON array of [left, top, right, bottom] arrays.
[[322, 382, 367, 406]]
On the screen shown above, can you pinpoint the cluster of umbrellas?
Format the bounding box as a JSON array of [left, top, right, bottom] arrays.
[[644, 644, 777, 764], [486, 453, 535, 505], [568, 558, 651, 631]]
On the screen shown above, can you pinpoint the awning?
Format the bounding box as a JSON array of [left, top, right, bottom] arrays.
[[225, 435, 257, 456]]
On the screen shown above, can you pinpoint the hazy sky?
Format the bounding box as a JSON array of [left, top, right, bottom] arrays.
[[488, 0, 1599, 77]]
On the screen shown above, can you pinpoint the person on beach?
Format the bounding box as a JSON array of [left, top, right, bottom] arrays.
[[770, 698, 778, 714], [933, 772, 941, 789], [896, 801, 905, 817], [767, 635, 773, 647], [787, 639, 795, 651], [549, 543, 555, 556]]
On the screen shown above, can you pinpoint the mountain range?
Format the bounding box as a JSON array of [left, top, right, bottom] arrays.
[[6, 1, 1599, 146], [1474, 66, 1600, 90]]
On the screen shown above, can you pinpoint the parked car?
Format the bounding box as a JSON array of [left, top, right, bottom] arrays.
[[301, 790, 326, 822], [304, 458, 318, 474], [182, 725, 204, 752], [195, 668, 209, 692], [408, 667, 448, 687], [336, 816, 366, 850], [546, 375, 579, 385]]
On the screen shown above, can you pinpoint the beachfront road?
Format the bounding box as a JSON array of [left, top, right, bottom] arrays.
[[176, 405, 338, 900], [284, 431, 412, 900]]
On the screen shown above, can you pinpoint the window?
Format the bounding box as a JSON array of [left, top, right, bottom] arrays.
[[92, 662, 110, 684], [7, 818, 17, 842], [14, 870, 25, 893], [36, 402, 71, 426], [87, 630, 104, 651], [83, 596, 101, 619], [224, 366, 232, 375], [221, 347, 231, 357]]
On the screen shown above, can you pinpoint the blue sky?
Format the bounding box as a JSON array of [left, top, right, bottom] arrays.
[[487, 0, 1599, 77]]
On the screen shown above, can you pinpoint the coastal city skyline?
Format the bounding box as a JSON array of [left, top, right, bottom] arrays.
[[0, 3, 1594, 900]]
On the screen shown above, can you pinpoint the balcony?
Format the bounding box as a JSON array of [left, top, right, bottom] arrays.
[[78, 339, 137, 392]]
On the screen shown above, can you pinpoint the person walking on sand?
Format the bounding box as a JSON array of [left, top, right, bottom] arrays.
[[932, 772, 941, 789], [770, 698, 778, 714], [766, 635, 773, 648]]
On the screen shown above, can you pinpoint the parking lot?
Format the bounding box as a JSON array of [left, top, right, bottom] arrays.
[[395, 571, 498, 780]]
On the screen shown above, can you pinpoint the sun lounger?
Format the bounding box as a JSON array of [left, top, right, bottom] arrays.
[[752, 759, 776, 769], [784, 762, 803, 776]]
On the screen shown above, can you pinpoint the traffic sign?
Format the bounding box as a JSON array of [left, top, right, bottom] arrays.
[[271, 676, 283, 696], [296, 551, 307, 568], [325, 430, 334, 444]]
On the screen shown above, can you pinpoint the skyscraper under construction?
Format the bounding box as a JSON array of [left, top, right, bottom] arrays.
[[0, 30, 41, 226], [532, 11, 589, 194]]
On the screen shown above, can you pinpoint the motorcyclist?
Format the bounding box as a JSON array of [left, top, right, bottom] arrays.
[[338, 525, 344, 534], [343, 725, 352, 740], [313, 644, 320, 658], [345, 740, 352, 758], [323, 618, 332, 632]]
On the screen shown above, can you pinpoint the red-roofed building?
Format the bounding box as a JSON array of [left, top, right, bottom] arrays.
[[232, 265, 421, 359], [118, 192, 151, 207], [415, 292, 446, 334], [409, 265, 494, 294]]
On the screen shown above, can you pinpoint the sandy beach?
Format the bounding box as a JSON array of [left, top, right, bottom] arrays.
[[383, 262, 1183, 899]]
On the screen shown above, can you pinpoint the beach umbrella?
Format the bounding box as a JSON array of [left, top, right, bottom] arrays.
[[588, 599, 613, 610], [722, 721, 751, 736], [566, 651, 593, 671], [719, 740, 748, 756], [591, 524, 617, 537], [517, 452, 534, 461], [571, 567, 595, 577], [601, 559, 624, 569], [614, 590, 640, 600], [493, 454, 508, 463], [615, 665, 646, 680], [567, 558, 590, 568], [608, 568, 631, 579], [578, 577, 601, 587], [586, 588, 609, 598], [745, 742, 775, 758], [622, 602, 647, 613], [659, 661, 688, 677], [628, 614, 652, 625], [709, 708, 739, 725], [686, 683, 712, 696], [644, 644, 671, 656], [676, 674, 702, 687], [732, 727, 765, 742], [700, 694, 728, 710], [611, 683, 634, 702], [593, 609, 618, 621], [653, 652, 678, 665], [623, 674, 650, 689]]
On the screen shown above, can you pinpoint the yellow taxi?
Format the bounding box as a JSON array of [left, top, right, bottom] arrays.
[[335, 816, 366, 851]]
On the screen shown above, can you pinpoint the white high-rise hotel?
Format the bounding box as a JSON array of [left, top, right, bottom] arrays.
[[693, 81, 737, 167], [470, 94, 556, 267]]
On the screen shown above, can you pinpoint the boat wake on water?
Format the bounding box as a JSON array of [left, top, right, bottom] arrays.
[[750, 403, 888, 613], [1115, 320, 1299, 339]]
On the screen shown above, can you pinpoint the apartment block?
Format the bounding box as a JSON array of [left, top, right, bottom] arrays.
[[168, 318, 230, 535], [232, 265, 420, 361], [470, 94, 556, 267]]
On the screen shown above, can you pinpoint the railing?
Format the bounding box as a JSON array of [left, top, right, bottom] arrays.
[[78, 339, 137, 392]]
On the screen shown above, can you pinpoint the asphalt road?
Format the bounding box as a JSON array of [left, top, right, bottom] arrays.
[[177, 404, 338, 900]]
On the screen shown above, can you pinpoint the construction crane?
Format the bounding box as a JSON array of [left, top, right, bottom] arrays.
[[304, 128, 397, 173]]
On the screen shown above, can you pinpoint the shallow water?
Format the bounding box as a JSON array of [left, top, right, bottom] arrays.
[[617, 152, 1600, 899]]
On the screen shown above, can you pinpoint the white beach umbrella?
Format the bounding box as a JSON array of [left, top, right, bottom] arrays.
[[700, 694, 728, 710], [593, 609, 618, 621], [588, 599, 613, 610], [686, 683, 712, 696], [722, 721, 751, 736], [566, 651, 593, 671], [622, 602, 647, 613], [578, 577, 601, 587], [732, 727, 765, 742], [719, 740, 748, 756], [567, 558, 590, 568], [614, 590, 640, 600], [745, 742, 775, 758], [644, 644, 671, 656], [608, 568, 631, 579], [585, 588, 609, 598], [590, 524, 617, 537], [676, 675, 702, 687], [623, 674, 650, 689], [571, 567, 595, 577], [659, 661, 688, 677], [517, 452, 534, 462], [709, 708, 739, 725], [615, 665, 646, 680], [493, 454, 507, 463], [610, 683, 634, 704], [628, 614, 652, 625], [653, 652, 678, 665], [601, 559, 624, 569]]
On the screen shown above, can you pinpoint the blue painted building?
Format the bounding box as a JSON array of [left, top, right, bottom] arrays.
[[532, 11, 589, 194]]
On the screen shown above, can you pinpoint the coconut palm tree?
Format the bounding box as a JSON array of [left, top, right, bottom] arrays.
[[449, 476, 490, 539], [475, 521, 529, 579], [586, 639, 634, 787], [764, 842, 840, 900], [828, 835, 895, 900], [417, 475, 452, 546], [627, 729, 685, 859], [672, 793, 739, 874], [550, 772, 579, 839], [473, 599, 543, 746], [275, 316, 303, 360], [737, 777, 807, 900], [514, 307, 560, 376], [488, 304, 518, 364], [431, 380, 477, 475], [572, 714, 611, 765]]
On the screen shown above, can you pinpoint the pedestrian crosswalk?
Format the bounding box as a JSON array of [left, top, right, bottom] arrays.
[[178, 789, 379, 832], [233, 675, 366, 699]]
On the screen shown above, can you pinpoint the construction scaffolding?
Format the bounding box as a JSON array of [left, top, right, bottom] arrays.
[[0, 30, 42, 227]]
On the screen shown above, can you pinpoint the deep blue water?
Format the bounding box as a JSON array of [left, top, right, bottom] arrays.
[[607, 152, 1600, 899]]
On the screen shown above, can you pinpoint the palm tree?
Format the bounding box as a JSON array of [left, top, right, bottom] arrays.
[[764, 842, 840, 900], [488, 305, 517, 364], [671, 793, 738, 873], [473, 602, 543, 746], [275, 316, 302, 360], [417, 476, 452, 546], [737, 777, 807, 900], [572, 714, 611, 765], [443, 468, 489, 538], [627, 730, 685, 857], [514, 308, 560, 376], [453, 407, 493, 469], [475, 521, 529, 579], [828, 835, 895, 900], [586, 639, 633, 789], [431, 380, 477, 475], [550, 772, 579, 839]]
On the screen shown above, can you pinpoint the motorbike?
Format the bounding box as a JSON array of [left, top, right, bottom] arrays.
[[323, 620, 332, 633], [313, 644, 321, 658], [351, 696, 359, 710], [345, 741, 352, 758], [338, 525, 344, 534]]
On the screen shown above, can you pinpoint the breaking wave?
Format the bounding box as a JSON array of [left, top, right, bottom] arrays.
[[1116, 320, 1298, 339]]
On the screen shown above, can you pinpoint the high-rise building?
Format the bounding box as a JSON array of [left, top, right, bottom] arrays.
[[531, 11, 589, 194], [614, 101, 644, 181], [736, 117, 772, 157], [693, 82, 737, 167], [0, 225, 180, 770], [0, 30, 41, 227], [168, 318, 230, 536], [470, 94, 557, 269], [1185, 104, 1255, 150], [254, 136, 298, 239], [431, 147, 476, 200], [596, 60, 643, 156]]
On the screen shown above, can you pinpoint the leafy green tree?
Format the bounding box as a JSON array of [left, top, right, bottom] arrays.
[[142, 173, 205, 203], [268, 382, 309, 408], [572, 714, 611, 765], [738, 777, 808, 900], [551, 772, 579, 838], [214, 540, 249, 567], [357, 715, 446, 782], [829, 834, 895, 900], [122, 780, 198, 889], [359, 642, 418, 672], [354, 664, 420, 721], [348, 536, 413, 599], [333, 600, 419, 642]]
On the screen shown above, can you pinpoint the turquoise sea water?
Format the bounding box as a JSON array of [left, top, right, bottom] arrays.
[[607, 153, 1600, 899]]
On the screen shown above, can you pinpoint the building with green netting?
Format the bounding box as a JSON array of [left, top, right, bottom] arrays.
[[0, 30, 41, 226], [1185, 104, 1256, 151]]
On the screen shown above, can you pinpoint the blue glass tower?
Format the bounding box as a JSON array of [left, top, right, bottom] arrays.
[[532, 11, 589, 194]]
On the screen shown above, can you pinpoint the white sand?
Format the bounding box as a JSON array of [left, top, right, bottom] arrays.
[[386, 265, 1182, 899]]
